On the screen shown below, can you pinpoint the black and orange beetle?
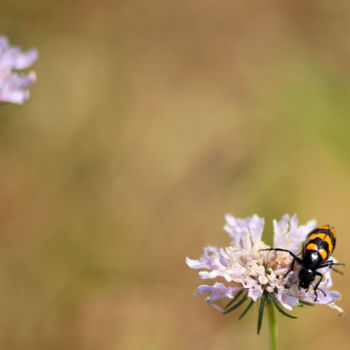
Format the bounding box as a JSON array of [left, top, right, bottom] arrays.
[[262, 225, 344, 301]]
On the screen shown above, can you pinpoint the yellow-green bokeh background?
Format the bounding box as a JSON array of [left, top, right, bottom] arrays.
[[1, 1, 350, 349]]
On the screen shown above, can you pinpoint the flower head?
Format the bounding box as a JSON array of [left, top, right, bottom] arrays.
[[0, 35, 38, 104], [186, 214, 343, 332]]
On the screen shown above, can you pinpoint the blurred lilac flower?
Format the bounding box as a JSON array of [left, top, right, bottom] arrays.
[[186, 214, 343, 321], [0, 35, 38, 104]]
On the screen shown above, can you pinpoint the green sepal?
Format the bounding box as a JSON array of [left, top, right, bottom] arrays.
[[222, 293, 248, 315], [224, 290, 244, 310], [298, 299, 314, 307], [257, 293, 266, 334], [239, 299, 254, 320], [271, 296, 297, 319]]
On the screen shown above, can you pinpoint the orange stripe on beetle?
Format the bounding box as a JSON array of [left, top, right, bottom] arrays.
[[330, 226, 336, 239], [308, 233, 325, 241], [319, 248, 328, 261], [324, 235, 333, 253], [305, 243, 318, 251], [308, 233, 334, 253]]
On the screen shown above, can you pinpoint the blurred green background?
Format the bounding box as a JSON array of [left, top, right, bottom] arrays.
[[1, 1, 350, 349]]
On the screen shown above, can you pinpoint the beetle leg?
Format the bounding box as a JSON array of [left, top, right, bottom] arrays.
[[260, 248, 302, 262], [319, 261, 344, 268], [284, 256, 297, 278], [318, 261, 345, 275], [318, 261, 345, 269], [330, 267, 344, 275], [313, 272, 324, 302]]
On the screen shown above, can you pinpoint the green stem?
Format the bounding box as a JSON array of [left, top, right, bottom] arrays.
[[267, 301, 277, 350]]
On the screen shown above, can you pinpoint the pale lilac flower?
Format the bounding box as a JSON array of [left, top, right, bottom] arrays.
[[186, 214, 343, 318], [0, 35, 38, 104]]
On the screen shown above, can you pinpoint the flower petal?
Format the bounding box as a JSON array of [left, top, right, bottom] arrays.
[[247, 286, 263, 301], [224, 214, 264, 250], [0, 71, 36, 104], [275, 292, 299, 311], [0, 35, 37, 104], [273, 214, 317, 254], [195, 283, 243, 311], [249, 215, 265, 244]]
